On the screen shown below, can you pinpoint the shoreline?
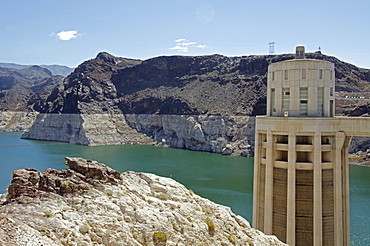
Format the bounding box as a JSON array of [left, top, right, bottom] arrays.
[[349, 160, 370, 167]]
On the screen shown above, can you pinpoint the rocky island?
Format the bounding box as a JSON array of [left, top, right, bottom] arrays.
[[0, 157, 285, 245]]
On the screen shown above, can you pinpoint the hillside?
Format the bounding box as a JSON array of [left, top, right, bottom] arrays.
[[0, 66, 64, 111], [11, 51, 370, 156], [33, 51, 370, 117], [0, 62, 74, 76], [1, 51, 369, 116]]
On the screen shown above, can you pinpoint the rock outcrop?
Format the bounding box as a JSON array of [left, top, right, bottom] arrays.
[[0, 111, 38, 131], [125, 114, 255, 156], [21, 113, 155, 146], [0, 157, 286, 245]]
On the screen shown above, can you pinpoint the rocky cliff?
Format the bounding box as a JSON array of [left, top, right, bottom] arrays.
[[0, 157, 286, 245], [8, 51, 370, 157], [125, 114, 255, 156], [34, 51, 370, 116], [21, 113, 155, 146], [0, 111, 38, 131], [22, 114, 255, 156]]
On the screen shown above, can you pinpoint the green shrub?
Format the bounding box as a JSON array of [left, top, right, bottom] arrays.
[[43, 210, 53, 217], [227, 235, 237, 244], [153, 231, 167, 246], [61, 180, 69, 189], [156, 192, 169, 201], [37, 226, 47, 232], [205, 217, 215, 235], [79, 225, 89, 234]]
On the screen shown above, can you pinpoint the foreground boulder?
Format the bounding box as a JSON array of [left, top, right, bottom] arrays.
[[0, 157, 285, 245]]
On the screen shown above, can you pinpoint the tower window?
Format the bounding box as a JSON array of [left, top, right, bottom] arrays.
[[284, 70, 289, 80], [300, 87, 308, 116], [272, 71, 275, 81], [317, 87, 324, 116], [302, 69, 306, 79], [271, 88, 276, 116], [283, 88, 290, 110], [319, 69, 323, 79]]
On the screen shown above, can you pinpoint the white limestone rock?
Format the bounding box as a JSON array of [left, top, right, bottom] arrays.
[[21, 113, 256, 156], [0, 157, 286, 246], [0, 111, 38, 131]]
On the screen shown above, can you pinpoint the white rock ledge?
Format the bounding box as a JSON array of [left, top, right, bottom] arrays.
[[0, 157, 286, 246], [21, 113, 256, 157]]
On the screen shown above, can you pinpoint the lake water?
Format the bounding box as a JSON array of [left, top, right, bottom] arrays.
[[0, 132, 369, 245]]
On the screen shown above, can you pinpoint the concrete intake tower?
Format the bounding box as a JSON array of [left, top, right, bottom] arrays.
[[253, 46, 370, 245]]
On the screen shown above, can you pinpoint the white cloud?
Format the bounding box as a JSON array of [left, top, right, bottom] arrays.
[[180, 41, 196, 46], [169, 39, 208, 53], [54, 30, 80, 41], [169, 45, 189, 52], [175, 38, 187, 43]]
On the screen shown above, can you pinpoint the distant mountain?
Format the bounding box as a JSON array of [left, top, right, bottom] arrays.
[[0, 66, 64, 111], [0, 62, 74, 76]]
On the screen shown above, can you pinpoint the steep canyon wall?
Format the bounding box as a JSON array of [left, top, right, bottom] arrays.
[[21, 113, 256, 157]]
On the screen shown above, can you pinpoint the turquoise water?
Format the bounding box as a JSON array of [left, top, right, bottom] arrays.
[[0, 132, 369, 245]]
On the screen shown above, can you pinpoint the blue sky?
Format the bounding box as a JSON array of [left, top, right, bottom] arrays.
[[1, 0, 370, 68]]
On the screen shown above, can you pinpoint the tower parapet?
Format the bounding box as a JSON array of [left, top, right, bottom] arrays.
[[267, 47, 335, 117]]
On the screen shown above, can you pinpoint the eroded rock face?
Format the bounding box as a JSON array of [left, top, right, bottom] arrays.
[[0, 157, 286, 246], [125, 114, 255, 157], [22, 113, 255, 156], [21, 113, 155, 146], [0, 111, 38, 131], [6, 157, 122, 203]]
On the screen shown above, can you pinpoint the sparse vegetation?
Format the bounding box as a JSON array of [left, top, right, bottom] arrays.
[[63, 229, 69, 237], [153, 231, 167, 246], [43, 209, 53, 217], [79, 225, 89, 234], [156, 192, 169, 201], [104, 189, 113, 197], [60, 180, 69, 189], [37, 226, 47, 232], [205, 217, 215, 235], [227, 235, 237, 244]]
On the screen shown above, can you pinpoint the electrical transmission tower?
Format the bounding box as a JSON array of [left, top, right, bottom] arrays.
[[268, 41, 275, 55]]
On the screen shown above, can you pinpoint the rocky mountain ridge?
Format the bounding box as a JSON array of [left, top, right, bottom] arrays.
[[2, 51, 370, 116], [0, 66, 64, 111], [0, 157, 285, 245], [0, 62, 74, 76], [31, 51, 370, 117]]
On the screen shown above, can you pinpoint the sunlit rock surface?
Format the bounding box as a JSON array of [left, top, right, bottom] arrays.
[[0, 157, 286, 245]]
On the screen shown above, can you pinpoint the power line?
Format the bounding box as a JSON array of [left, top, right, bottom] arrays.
[[268, 42, 275, 55]]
